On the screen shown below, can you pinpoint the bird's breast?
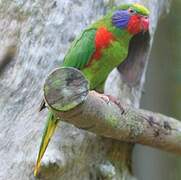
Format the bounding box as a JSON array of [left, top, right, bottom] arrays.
[[83, 39, 129, 90]]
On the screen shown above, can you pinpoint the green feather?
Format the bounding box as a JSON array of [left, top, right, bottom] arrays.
[[63, 29, 96, 69], [121, 3, 150, 16], [63, 10, 132, 90], [82, 30, 131, 89], [35, 3, 150, 176]]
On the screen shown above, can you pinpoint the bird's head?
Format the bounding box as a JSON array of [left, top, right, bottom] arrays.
[[112, 3, 150, 35]]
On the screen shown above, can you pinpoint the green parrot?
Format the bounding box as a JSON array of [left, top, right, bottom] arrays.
[[34, 3, 149, 176]]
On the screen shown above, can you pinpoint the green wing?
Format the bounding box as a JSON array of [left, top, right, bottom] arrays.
[[63, 28, 96, 69], [38, 29, 96, 112]]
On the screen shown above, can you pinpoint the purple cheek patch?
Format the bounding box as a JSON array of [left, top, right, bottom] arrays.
[[112, 10, 130, 29]]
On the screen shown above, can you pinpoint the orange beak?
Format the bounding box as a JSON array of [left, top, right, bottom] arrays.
[[141, 16, 149, 32]]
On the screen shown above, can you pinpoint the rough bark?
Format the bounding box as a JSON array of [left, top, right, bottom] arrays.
[[0, 0, 171, 180], [44, 67, 181, 155]]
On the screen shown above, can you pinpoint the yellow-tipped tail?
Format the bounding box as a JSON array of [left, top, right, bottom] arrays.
[[34, 113, 59, 176]]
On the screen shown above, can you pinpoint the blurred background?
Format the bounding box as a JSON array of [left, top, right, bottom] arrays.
[[134, 0, 181, 179], [0, 0, 180, 179]]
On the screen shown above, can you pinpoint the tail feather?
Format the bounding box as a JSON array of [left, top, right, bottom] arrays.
[[34, 112, 59, 176]]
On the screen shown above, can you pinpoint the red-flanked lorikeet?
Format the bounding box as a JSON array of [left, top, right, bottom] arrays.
[[34, 3, 149, 176]]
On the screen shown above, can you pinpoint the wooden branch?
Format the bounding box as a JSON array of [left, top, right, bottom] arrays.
[[44, 67, 181, 156]]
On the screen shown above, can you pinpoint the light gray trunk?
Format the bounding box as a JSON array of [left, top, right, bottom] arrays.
[[0, 0, 170, 180]]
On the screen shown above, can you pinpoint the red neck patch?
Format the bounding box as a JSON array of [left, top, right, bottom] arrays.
[[86, 27, 115, 67], [93, 27, 115, 59]]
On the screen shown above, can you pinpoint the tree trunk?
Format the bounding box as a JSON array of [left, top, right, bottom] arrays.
[[0, 0, 171, 180]]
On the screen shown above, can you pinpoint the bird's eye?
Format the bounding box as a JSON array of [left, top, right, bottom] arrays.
[[128, 8, 136, 14]]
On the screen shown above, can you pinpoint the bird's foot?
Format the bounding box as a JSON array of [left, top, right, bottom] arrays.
[[100, 94, 110, 104], [106, 95, 125, 114], [91, 91, 125, 114], [91, 90, 110, 104]]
